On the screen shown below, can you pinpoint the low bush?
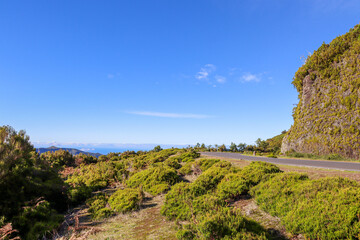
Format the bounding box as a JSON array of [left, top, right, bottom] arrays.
[[251, 173, 360, 239], [178, 150, 200, 162], [87, 194, 113, 220], [161, 182, 194, 220], [108, 188, 144, 213], [191, 163, 234, 196], [14, 200, 63, 240], [66, 161, 129, 203], [126, 165, 180, 195], [178, 162, 195, 175], [164, 156, 182, 169], [177, 208, 267, 240], [196, 158, 220, 171], [216, 173, 249, 201], [161, 182, 225, 222], [130, 149, 180, 170], [239, 161, 282, 186], [40, 150, 75, 168], [266, 153, 277, 158]]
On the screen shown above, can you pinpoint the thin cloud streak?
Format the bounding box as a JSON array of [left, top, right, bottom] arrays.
[[127, 111, 213, 119]]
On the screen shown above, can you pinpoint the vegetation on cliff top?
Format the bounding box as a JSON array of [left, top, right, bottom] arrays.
[[283, 24, 360, 159]]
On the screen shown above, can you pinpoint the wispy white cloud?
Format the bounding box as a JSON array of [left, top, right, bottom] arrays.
[[195, 64, 216, 80], [240, 73, 261, 82], [215, 75, 226, 84], [107, 73, 121, 79], [127, 111, 213, 119]]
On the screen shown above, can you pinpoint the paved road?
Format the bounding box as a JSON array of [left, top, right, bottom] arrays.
[[201, 152, 360, 172]]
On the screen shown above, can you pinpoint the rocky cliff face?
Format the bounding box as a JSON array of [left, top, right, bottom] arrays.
[[282, 25, 360, 159]]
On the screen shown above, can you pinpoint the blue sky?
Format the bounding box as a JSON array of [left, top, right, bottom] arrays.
[[1, 0, 360, 147]]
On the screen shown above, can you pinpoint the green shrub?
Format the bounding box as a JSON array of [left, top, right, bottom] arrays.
[[164, 156, 182, 169], [66, 161, 129, 203], [240, 161, 282, 186], [191, 163, 234, 196], [325, 153, 343, 160], [266, 153, 277, 158], [251, 173, 360, 239], [216, 173, 249, 201], [108, 188, 144, 213], [14, 200, 63, 240], [178, 162, 194, 175], [40, 150, 75, 168], [68, 184, 93, 204], [131, 148, 180, 169], [177, 208, 267, 240], [161, 182, 225, 222], [0, 126, 68, 239], [178, 150, 200, 162], [126, 165, 180, 195], [87, 194, 113, 220], [148, 183, 170, 195], [161, 182, 193, 221], [196, 158, 220, 171]]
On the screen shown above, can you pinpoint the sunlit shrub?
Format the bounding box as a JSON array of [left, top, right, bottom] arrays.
[[195, 158, 220, 171], [87, 194, 113, 220], [164, 156, 182, 169], [191, 163, 234, 196], [239, 161, 282, 186], [216, 173, 249, 201], [126, 165, 180, 195], [108, 188, 144, 213], [177, 208, 267, 240], [251, 173, 360, 239], [178, 162, 194, 175]]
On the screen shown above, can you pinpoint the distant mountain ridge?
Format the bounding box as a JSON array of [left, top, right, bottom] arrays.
[[37, 146, 102, 157]]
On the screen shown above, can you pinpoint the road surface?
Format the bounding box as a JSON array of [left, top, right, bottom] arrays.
[[201, 152, 360, 172]]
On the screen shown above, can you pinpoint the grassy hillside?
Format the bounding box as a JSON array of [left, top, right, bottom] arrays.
[[282, 24, 360, 159]]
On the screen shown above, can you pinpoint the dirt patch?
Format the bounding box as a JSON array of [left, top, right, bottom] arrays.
[[85, 194, 177, 240]]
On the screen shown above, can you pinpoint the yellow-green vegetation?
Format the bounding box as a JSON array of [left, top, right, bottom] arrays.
[[86, 194, 113, 219], [283, 24, 360, 159], [3, 125, 360, 239], [66, 161, 129, 204], [251, 173, 360, 239], [108, 188, 144, 213], [161, 161, 283, 239], [40, 149, 75, 168], [162, 159, 360, 239], [126, 165, 180, 195]]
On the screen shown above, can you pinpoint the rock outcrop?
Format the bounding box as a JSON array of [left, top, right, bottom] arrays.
[[282, 24, 360, 159]]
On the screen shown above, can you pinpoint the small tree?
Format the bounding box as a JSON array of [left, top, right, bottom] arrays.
[[255, 138, 269, 152], [153, 145, 163, 152], [229, 142, 237, 152], [218, 144, 227, 152], [237, 143, 247, 152]]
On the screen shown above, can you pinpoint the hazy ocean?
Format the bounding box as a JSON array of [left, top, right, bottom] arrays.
[[86, 147, 153, 155]]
